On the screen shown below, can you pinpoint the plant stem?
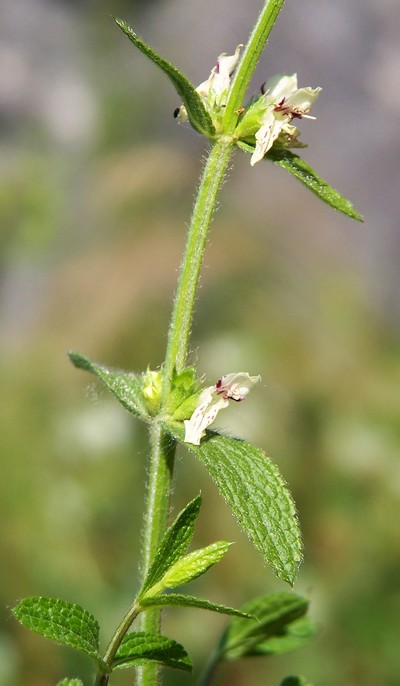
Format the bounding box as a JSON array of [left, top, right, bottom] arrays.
[[94, 602, 142, 686], [162, 135, 235, 393], [137, 137, 234, 684], [135, 423, 176, 686], [196, 647, 221, 686], [223, 0, 286, 130]]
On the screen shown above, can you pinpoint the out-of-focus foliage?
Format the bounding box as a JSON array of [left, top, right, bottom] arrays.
[[1, 1, 400, 686]]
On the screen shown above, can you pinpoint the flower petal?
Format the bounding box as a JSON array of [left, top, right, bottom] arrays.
[[184, 392, 229, 445], [250, 111, 285, 165], [263, 73, 298, 102]]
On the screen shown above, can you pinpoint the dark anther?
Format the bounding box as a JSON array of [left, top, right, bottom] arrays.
[[173, 107, 180, 118]]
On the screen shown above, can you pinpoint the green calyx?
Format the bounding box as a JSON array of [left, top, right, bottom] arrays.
[[142, 366, 200, 420]]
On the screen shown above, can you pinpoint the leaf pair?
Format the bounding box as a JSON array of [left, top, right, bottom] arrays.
[[138, 494, 250, 620], [69, 352, 302, 586], [12, 496, 249, 680], [12, 596, 193, 675]]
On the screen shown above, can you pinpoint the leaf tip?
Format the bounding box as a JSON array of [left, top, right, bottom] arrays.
[[67, 350, 89, 371]]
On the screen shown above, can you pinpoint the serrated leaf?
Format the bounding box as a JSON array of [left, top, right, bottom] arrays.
[[114, 18, 215, 138], [140, 494, 202, 596], [280, 677, 314, 686], [164, 423, 302, 585], [56, 680, 84, 686], [69, 351, 149, 421], [12, 597, 103, 666], [155, 541, 232, 591], [219, 593, 311, 660], [237, 141, 363, 221], [112, 631, 192, 672], [140, 593, 252, 619]]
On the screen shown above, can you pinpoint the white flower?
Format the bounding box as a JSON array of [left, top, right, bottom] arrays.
[[175, 45, 243, 123], [250, 74, 321, 166], [183, 372, 260, 445]]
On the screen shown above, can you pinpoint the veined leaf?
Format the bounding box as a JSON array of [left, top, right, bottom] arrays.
[[140, 494, 202, 595], [237, 141, 363, 221], [69, 351, 149, 421], [164, 423, 302, 585], [12, 597, 103, 666], [153, 541, 232, 591], [56, 680, 84, 686], [113, 631, 192, 672], [219, 592, 315, 660], [114, 18, 215, 138], [140, 593, 252, 619]]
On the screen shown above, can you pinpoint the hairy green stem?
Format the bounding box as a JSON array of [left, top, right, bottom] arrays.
[[136, 424, 176, 686], [162, 136, 235, 392], [136, 138, 234, 685], [223, 0, 286, 130]]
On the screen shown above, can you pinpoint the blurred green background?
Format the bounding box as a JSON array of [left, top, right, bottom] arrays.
[[1, 1, 400, 685]]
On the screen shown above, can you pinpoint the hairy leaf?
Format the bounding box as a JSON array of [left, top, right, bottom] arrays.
[[13, 597, 103, 666], [56, 680, 84, 686], [140, 494, 202, 595], [269, 149, 363, 220], [157, 541, 232, 590], [69, 351, 149, 420], [237, 141, 363, 221], [114, 18, 215, 137], [113, 631, 192, 672], [220, 593, 316, 659], [140, 593, 252, 618], [164, 423, 302, 585]]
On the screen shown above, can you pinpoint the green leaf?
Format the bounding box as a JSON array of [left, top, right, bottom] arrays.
[[69, 351, 149, 421], [114, 18, 215, 138], [164, 423, 302, 585], [269, 149, 363, 220], [237, 141, 363, 221], [251, 616, 318, 656], [140, 494, 202, 596], [141, 593, 252, 619], [12, 597, 103, 666], [154, 541, 232, 591], [112, 632, 192, 672], [219, 593, 312, 660], [56, 680, 84, 686], [280, 677, 314, 686]]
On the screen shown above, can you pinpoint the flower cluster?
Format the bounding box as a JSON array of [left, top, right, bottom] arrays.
[[184, 372, 260, 445], [174, 45, 242, 130], [175, 46, 321, 164]]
